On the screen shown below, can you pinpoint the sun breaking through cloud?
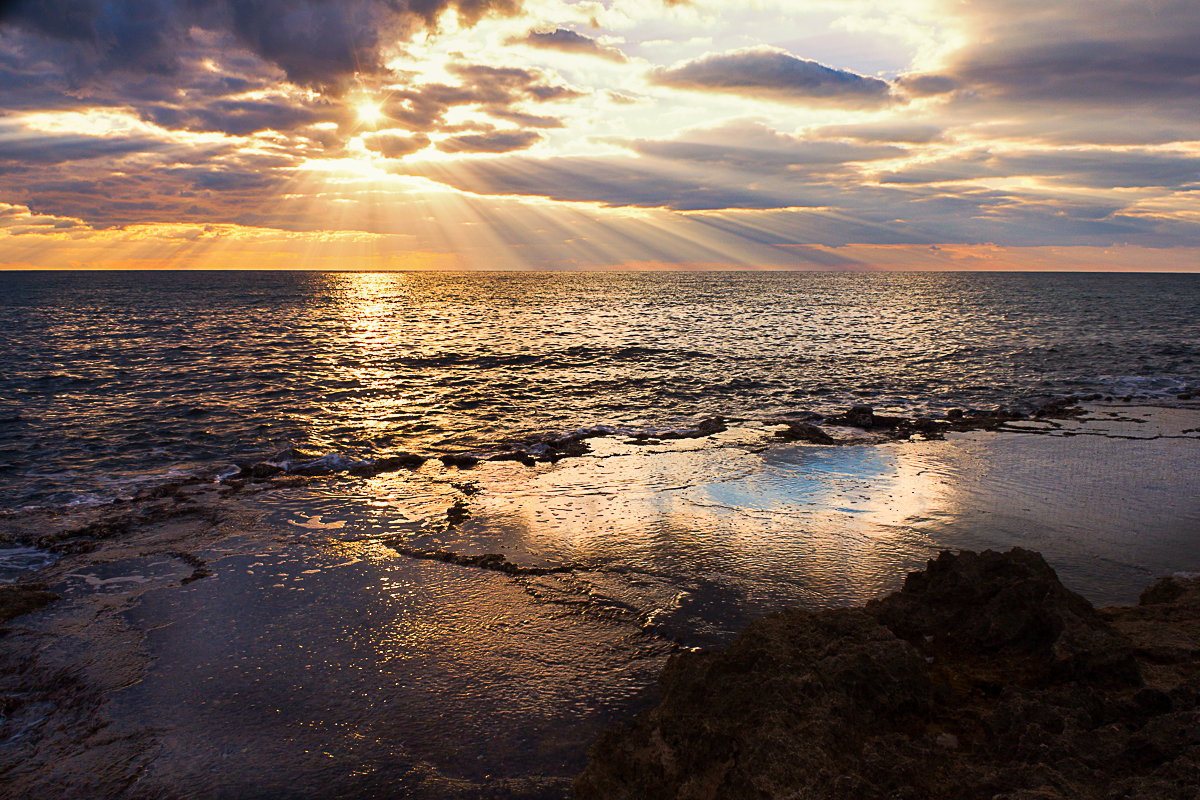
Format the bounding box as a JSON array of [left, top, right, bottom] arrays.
[[1, 0, 1198, 270]]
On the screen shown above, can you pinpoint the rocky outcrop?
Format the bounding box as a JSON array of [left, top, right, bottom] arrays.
[[0, 583, 58, 626], [775, 421, 836, 444], [783, 404, 1034, 444], [385, 545, 580, 576], [576, 549, 1200, 800], [868, 548, 1140, 687]]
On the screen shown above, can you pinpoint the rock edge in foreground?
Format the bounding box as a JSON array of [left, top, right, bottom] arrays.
[[576, 548, 1200, 800]]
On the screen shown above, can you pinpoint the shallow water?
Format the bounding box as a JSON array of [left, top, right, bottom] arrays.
[[13, 407, 1200, 797], [3, 271, 1199, 506]]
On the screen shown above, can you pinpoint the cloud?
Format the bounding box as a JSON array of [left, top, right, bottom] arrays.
[[903, 1, 1200, 114], [401, 154, 824, 210], [362, 132, 431, 158], [812, 122, 946, 144], [650, 47, 893, 107], [894, 74, 958, 98], [628, 121, 905, 173], [605, 90, 640, 105], [0, 0, 523, 88], [510, 28, 627, 62], [879, 148, 1200, 189], [377, 62, 582, 132], [142, 94, 345, 137], [487, 109, 564, 128], [436, 130, 542, 153]]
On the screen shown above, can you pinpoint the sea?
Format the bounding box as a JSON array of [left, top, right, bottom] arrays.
[[2, 270, 1198, 508], [4, 270, 1200, 797]]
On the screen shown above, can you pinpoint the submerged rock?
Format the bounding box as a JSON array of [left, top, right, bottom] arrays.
[[775, 420, 836, 444], [576, 549, 1200, 800], [1034, 396, 1084, 418], [647, 416, 729, 441], [439, 453, 479, 469], [385, 545, 578, 576]]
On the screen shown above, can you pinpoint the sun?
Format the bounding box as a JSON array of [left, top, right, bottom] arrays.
[[356, 101, 384, 127]]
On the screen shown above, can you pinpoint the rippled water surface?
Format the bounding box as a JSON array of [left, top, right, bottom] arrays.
[[2, 270, 1199, 505]]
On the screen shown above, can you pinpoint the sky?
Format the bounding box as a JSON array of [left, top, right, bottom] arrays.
[[0, 0, 1198, 271]]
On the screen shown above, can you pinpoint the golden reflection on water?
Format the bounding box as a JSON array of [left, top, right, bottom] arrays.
[[373, 430, 968, 607]]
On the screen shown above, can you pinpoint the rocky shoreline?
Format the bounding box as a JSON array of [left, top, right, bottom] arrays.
[[2, 405, 1198, 798], [575, 548, 1200, 799]]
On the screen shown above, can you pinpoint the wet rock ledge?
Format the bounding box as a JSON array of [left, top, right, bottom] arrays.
[[575, 549, 1200, 800]]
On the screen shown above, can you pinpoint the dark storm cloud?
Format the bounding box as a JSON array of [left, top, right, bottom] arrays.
[[379, 62, 581, 133], [510, 28, 627, 62], [905, 1, 1200, 111], [436, 130, 542, 153], [0, 0, 522, 87], [0, 128, 173, 164], [651, 48, 892, 107], [142, 95, 346, 137], [0, 121, 304, 227], [3, 160, 293, 227], [941, 41, 1200, 108]]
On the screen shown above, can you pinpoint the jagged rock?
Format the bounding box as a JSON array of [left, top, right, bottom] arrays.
[[0, 583, 58, 625], [489, 450, 538, 466], [445, 498, 470, 526], [576, 608, 931, 800], [440, 453, 479, 469], [657, 416, 728, 440], [246, 462, 283, 480], [577, 550, 1200, 800], [386, 545, 577, 576], [1034, 396, 1083, 418], [775, 421, 836, 444], [349, 452, 426, 476], [270, 447, 321, 462], [867, 548, 1141, 686], [1104, 575, 1200, 693], [845, 404, 876, 428]]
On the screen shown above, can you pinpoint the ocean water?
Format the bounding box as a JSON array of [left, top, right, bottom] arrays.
[[5, 271, 1200, 797], [2, 270, 1199, 507]]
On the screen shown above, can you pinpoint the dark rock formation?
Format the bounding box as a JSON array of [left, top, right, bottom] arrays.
[[844, 403, 876, 428], [385, 545, 578, 576], [787, 405, 1031, 445], [0, 583, 58, 626], [1034, 396, 1085, 418], [576, 549, 1200, 800], [445, 498, 470, 527], [488, 450, 539, 466], [868, 548, 1140, 686], [775, 420, 837, 444], [352, 452, 427, 474], [439, 453, 479, 469], [632, 417, 729, 444]]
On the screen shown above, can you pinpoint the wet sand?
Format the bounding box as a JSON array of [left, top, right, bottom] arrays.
[[1, 404, 1198, 798]]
